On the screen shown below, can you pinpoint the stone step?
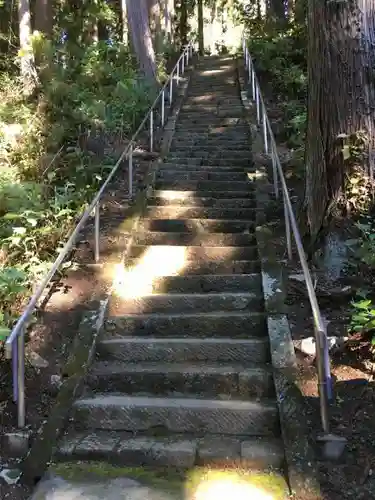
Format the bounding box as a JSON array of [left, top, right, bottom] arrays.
[[176, 116, 244, 124], [165, 157, 252, 167], [157, 171, 247, 182], [159, 163, 246, 172], [184, 98, 240, 105], [72, 394, 279, 436], [96, 337, 270, 363], [180, 110, 244, 118], [155, 180, 253, 191], [152, 189, 253, 200], [109, 292, 263, 315], [133, 231, 256, 247], [145, 206, 256, 220], [169, 150, 251, 159], [172, 131, 249, 140], [86, 361, 274, 399], [150, 196, 255, 208], [128, 244, 258, 262], [170, 141, 250, 150], [57, 431, 285, 470], [118, 273, 261, 294], [139, 218, 256, 234], [103, 311, 267, 339], [124, 258, 260, 275]]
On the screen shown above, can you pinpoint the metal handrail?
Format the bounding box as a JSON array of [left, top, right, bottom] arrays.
[[6, 42, 194, 428], [242, 40, 333, 437]]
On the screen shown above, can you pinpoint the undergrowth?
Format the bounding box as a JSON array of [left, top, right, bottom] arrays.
[[245, 19, 375, 345], [0, 39, 167, 342]]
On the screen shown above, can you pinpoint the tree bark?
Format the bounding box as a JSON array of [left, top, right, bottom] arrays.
[[197, 0, 204, 55], [18, 0, 35, 88], [34, 0, 53, 36], [126, 0, 158, 85], [179, 0, 188, 46], [121, 0, 128, 43], [164, 0, 174, 42], [305, 0, 375, 244]]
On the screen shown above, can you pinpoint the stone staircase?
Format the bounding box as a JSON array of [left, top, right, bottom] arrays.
[[56, 56, 287, 481]]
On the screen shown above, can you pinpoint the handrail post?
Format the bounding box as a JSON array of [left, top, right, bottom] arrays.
[[17, 333, 25, 428], [251, 70, 255, 101], [271, 146, 279, 199], [128, 145, 133, 199], [262, 107, 268, 154], [161, 90, 165, 126], [94, 203, 100, 263], [283, 195, 292, 259], [150, 109, 154, 152], [256, 86, 260, 124], [169, 75, 173, 106], [177, 61, 180, 85], [182, 53, 185, 75], [12, 339, 18, 402], [316, 328, 331, 433]]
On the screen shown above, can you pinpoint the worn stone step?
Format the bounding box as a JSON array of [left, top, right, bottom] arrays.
[[152, 189, 253, 201], [57, 431, 285, 470], [169, 150, 251, 159], [72, 395, 279, 436], [139, 218, 256, 234], [109, 291, 263, 315], [157, 171, 247, 182], [155, 180, 253, 191], [165, 157, 252, 167], [150, 196, 254, 208], [173, 128, 248, 136], [170, 142, 250, 150], [124, 258, 260, 275], [159, 163, 246, 172], [133, 231, 256, 247], [145, 206, 256, 220], [117, 273, 261, 294], [176, 116, 245, 125], [128, 244, 258, 262], [87, 362, 274, 399], [172, 131, 249, 140], [96, 337, 270, 363], [103, 311, 267, 339]]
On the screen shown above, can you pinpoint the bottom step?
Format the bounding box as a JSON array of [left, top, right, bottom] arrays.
[[57, 431, 284, 470], [33, 462, 290, 500]]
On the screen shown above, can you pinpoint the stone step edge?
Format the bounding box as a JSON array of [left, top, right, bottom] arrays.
[[96, 337, 270, 363], [56, 431, 284, 469], [89, 360, 271, 376]]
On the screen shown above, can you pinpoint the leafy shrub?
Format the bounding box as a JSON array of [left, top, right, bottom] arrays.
[[0, 38, 157, 335]]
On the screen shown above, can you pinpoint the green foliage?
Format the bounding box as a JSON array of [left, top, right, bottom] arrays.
[[346, 220, 375, 268], [0, 39, 155, 335], [349, 295, 375, 344], [245, 19, 307, 150]]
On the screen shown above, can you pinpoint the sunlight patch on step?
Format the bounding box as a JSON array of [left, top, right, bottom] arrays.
[[191, 470, 281, 500], [112, 246, 187, 298]]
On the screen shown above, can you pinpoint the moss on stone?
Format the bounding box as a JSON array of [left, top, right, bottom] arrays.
[[50, 462, 288, 499], [51, 462, 184, 494]]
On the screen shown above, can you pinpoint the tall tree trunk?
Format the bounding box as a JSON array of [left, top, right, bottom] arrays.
[[126, 0, 158, 84], [34, 0, 52, 36], [179, 0, 188, 46], [197, 0, 204, 55], [268, 0, 286, 23], [305, 0, 375, 244], [18, 0, 35, 89], [164, 0, 174, 42], [121, 0, 128, 43]]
